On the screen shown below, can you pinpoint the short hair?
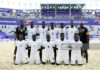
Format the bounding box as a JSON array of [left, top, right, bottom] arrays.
[[46, 34, 50, 38], [60, 33, 64, 37], [60, 23, 64, 25], [20, 20, 24, 23], [30, 21, 33, 24], [74, 33, 79, 39], [32, 34, 36, 38], [50, 22, 54, 25]]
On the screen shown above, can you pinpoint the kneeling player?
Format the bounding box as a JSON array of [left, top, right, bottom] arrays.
[[15, 34, 28, 65], [56, 33, 69, 65], [41, 34, 55, 64], [71, 34, 83, 65], [27, 34, 41, 64]]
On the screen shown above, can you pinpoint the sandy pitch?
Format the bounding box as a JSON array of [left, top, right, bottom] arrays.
[[0, 41, 100, 70]]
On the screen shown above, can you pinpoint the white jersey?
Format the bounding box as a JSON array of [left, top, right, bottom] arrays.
[[38, 27, 48, 41], [27, 27, 37, 40], [41, 41, 55, 62], [16, 40, 27, 54], [67, 27, 78, 40], [15, 40, 28, 64], [57, 27, 67, 39], [27, 40, 41, 54], [56, 40, 70, 51], [71, 40, 83, 64], [26, 40, 41, 64], [42, 41, 55, 52], [48, 28, 58, 41], [71, 40, 82, 53], [56, 39, 70, 64]]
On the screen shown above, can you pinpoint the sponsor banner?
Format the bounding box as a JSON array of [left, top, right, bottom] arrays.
[[0, 18, 100, 25], [35, 19, 100, 25], [0, 18, 20, 25]]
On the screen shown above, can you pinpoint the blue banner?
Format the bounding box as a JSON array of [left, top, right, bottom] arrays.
[[33, 19, 100, 25], [0, 17, 100, 25], [0, 18, 20, 25]]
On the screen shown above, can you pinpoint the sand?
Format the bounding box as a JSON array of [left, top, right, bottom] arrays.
[[0, 40, 100, 70]]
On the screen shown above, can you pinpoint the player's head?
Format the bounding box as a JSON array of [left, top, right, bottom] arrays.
[[50, 22, 54, 29], [41, 21, 45, 28], [80, 22, 84, 28], [20, 20, 24, 27], [70, 21, 74, 28], [30, 22, 34, 28], [32, 34, 36, 41], [60, 23, 64, 28], [46, 34, 50, 42], [60, 33, 64, 41], [74, 33, 79, 42], [19, 34, 23, 40]]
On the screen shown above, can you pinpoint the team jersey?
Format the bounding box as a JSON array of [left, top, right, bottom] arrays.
[[38, 27, 48, 41], [56, 40, 70, 51], [41, 41, 55, 52], [67, 27, 78, 40], [57, 27, 67, 39], [71, 40, 82, 52], [48, 28, 58, 41], [26, 40, 41, 54], [78, 27, 89, 43], [15, 40, 27, 53], [27, 27, 37, 39]]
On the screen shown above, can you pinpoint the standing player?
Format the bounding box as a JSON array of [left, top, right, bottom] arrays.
[[67, 21, 78, 40], [58, 23, 67, 39], [41, 34, 55, 64], [38, 21, 48, 41], [14, 34, 28, 65], [49, 22, 58, 41], [27, 34, 41, 64], [71, 34, 83, 65], [27, 22, 37, 40], [78, 23, 89, 63], [56, 33, 69, 65]]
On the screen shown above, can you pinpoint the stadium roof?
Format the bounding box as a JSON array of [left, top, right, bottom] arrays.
[[0, 0, 100, 9]]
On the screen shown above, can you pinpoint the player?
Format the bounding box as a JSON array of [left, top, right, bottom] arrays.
[[14, 34, 28, 65], [27, 34, 41, 64], [78, 23, 89, 63], [56, 33, 70, 65], [71, 34, 83, 65], [41, 34, 55, 64]]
